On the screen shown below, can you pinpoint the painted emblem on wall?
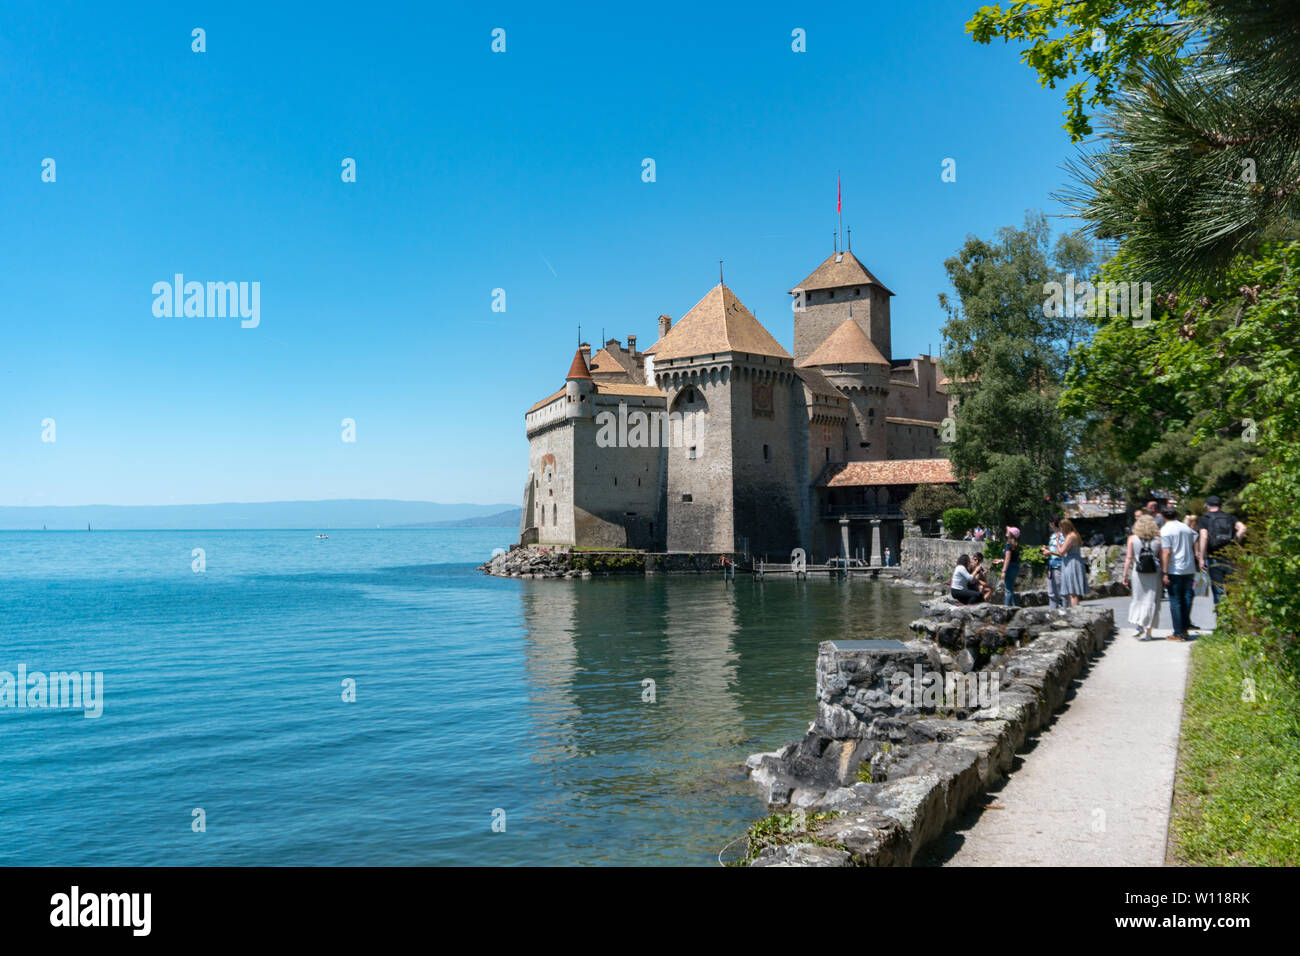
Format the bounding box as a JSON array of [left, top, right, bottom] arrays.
[[752, 382, 773, 418], [541, 452, 556, 481]]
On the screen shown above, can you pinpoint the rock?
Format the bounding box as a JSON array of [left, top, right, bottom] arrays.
[[750, 843, 853, 867]]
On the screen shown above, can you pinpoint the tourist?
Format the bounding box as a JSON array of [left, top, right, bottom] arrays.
[[1123, 514, 1163, 640], [970, 553, 994, 602], [1160, 507, 1200, 642], [973, 526, 986, 541], [1043, 515, 1065, 609], [1049, 518, 1087, 608], [1197, 495, 1247, 605], [950, 555, 982, 605], [963, 530, 974, 541], [1145, 499, 1166, 528], [883, 546, 893, 567], [996, 527, 1022, 607]]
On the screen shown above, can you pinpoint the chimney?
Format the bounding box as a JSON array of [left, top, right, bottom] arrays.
[[627, 334, 637, 355], [580, 342, 591, 364], [658, 314, 671, 339]]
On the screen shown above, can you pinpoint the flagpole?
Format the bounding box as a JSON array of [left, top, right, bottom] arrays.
[[837, 171, 842, 254]]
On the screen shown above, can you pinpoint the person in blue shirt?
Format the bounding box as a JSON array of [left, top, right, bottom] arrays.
[[1043, 515, 1066, 610]]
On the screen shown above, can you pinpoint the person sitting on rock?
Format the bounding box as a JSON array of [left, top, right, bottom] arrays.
[[969, 553, 995, 602], [951, 555, 982, 605]]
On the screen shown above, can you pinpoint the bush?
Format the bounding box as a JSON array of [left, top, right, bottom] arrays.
[[903, 484, 965, 522], [943, 508, 977, 539]]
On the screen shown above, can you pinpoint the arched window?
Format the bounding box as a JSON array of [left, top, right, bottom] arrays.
[[552, 504, 557, 524]]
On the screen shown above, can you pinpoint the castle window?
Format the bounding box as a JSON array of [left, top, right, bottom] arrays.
[[689, 446, 697, 460], [828, 290, 835, 299], [682, 494, 693, 502], [763, 444, 771, 462], [825, 447, 831, 462], [614, 476, 618, 486], [553, 504, 557, 523]]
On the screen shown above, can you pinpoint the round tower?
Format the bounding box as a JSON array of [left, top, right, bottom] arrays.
[[564, 344, 595, 420]]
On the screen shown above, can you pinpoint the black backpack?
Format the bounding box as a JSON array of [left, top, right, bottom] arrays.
[[1203, 511, 1237, 553], [1135, 537, 1160, 574]]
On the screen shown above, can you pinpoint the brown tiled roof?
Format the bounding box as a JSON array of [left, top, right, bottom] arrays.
[[594, 383, 663, 398], [644, 284, 791, 361], [527, 387, 566, 414], [566, 348, 592, 380], [797, 318, 890, 368], [819, 458, 956, 487], [794, 366, 847, 400], [790, 251, 894, 295], [886, 416, 943, 428], [589, 348, 634, 380]]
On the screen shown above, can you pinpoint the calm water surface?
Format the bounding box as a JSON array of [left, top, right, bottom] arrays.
[[0, 530, 923, 865]]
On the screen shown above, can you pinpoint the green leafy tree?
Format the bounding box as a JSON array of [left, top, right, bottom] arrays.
[[966, 0, 1203, 141], [902, 483, 965, 521], [1153, 241, 1300, 668], [939, 212, 1100, 532], [942, 508, 978, 539], [1059, 248, 1264, 501]]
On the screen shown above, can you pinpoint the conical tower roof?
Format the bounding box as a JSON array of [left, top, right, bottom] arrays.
[[644, 284, 790, 361], [565, 347, 592, 380], [796, 317, 890, 368], [790, 250, 894, 296]]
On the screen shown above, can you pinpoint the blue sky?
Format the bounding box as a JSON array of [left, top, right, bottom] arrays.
[[1, 0, 1081, 507]]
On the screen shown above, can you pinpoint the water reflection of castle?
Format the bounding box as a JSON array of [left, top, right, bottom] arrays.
[[520, 240, 957, 562]]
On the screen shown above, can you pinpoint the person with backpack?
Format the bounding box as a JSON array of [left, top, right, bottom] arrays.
[[1197, 495, 1247, 605], [1123, 514, 1163, 640]]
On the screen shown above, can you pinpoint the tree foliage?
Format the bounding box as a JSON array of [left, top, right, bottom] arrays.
[[966, 0, 1203, 141], [940, 212, 1100, 531], [902, 483, 965, 521], [1059, 247, 1264, 503]]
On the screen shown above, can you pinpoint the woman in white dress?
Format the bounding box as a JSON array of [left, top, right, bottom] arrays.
[[1123, 514, 1163, 639]]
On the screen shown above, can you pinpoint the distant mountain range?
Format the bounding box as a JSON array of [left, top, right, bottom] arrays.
[[0, 500, 521, 531], [391, 509, 521, 529]]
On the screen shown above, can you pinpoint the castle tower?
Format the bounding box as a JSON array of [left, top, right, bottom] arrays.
[[790, 249, 894, 364], [564, 345, 594, 420], [796, 316, 891, 461], [644, 283, 808, 555]]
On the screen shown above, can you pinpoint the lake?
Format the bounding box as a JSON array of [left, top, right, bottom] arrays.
[[0, 529, 924, 865]]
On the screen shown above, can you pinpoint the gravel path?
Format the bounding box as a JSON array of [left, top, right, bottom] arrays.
[[929, 592, 1213, 867]]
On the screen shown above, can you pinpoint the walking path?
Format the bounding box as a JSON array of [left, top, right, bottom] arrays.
[[932, 593, 1214, 866]]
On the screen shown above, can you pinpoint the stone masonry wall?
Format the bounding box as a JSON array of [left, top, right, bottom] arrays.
[[741, 601, 1114, 866]]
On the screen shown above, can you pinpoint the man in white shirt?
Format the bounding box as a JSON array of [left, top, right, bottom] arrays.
[[1160, 508, 1201, 641]]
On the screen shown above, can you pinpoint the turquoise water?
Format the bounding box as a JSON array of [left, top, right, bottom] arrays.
[[0, 530, 922, 865]]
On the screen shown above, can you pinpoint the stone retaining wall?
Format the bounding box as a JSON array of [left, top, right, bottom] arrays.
[[740, 601, 1114, 866]]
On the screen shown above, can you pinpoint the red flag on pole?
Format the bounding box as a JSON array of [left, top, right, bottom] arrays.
[[837, 176, 841, 214]]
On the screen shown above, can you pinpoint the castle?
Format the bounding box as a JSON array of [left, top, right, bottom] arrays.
[[518, 242, 957, 562]]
